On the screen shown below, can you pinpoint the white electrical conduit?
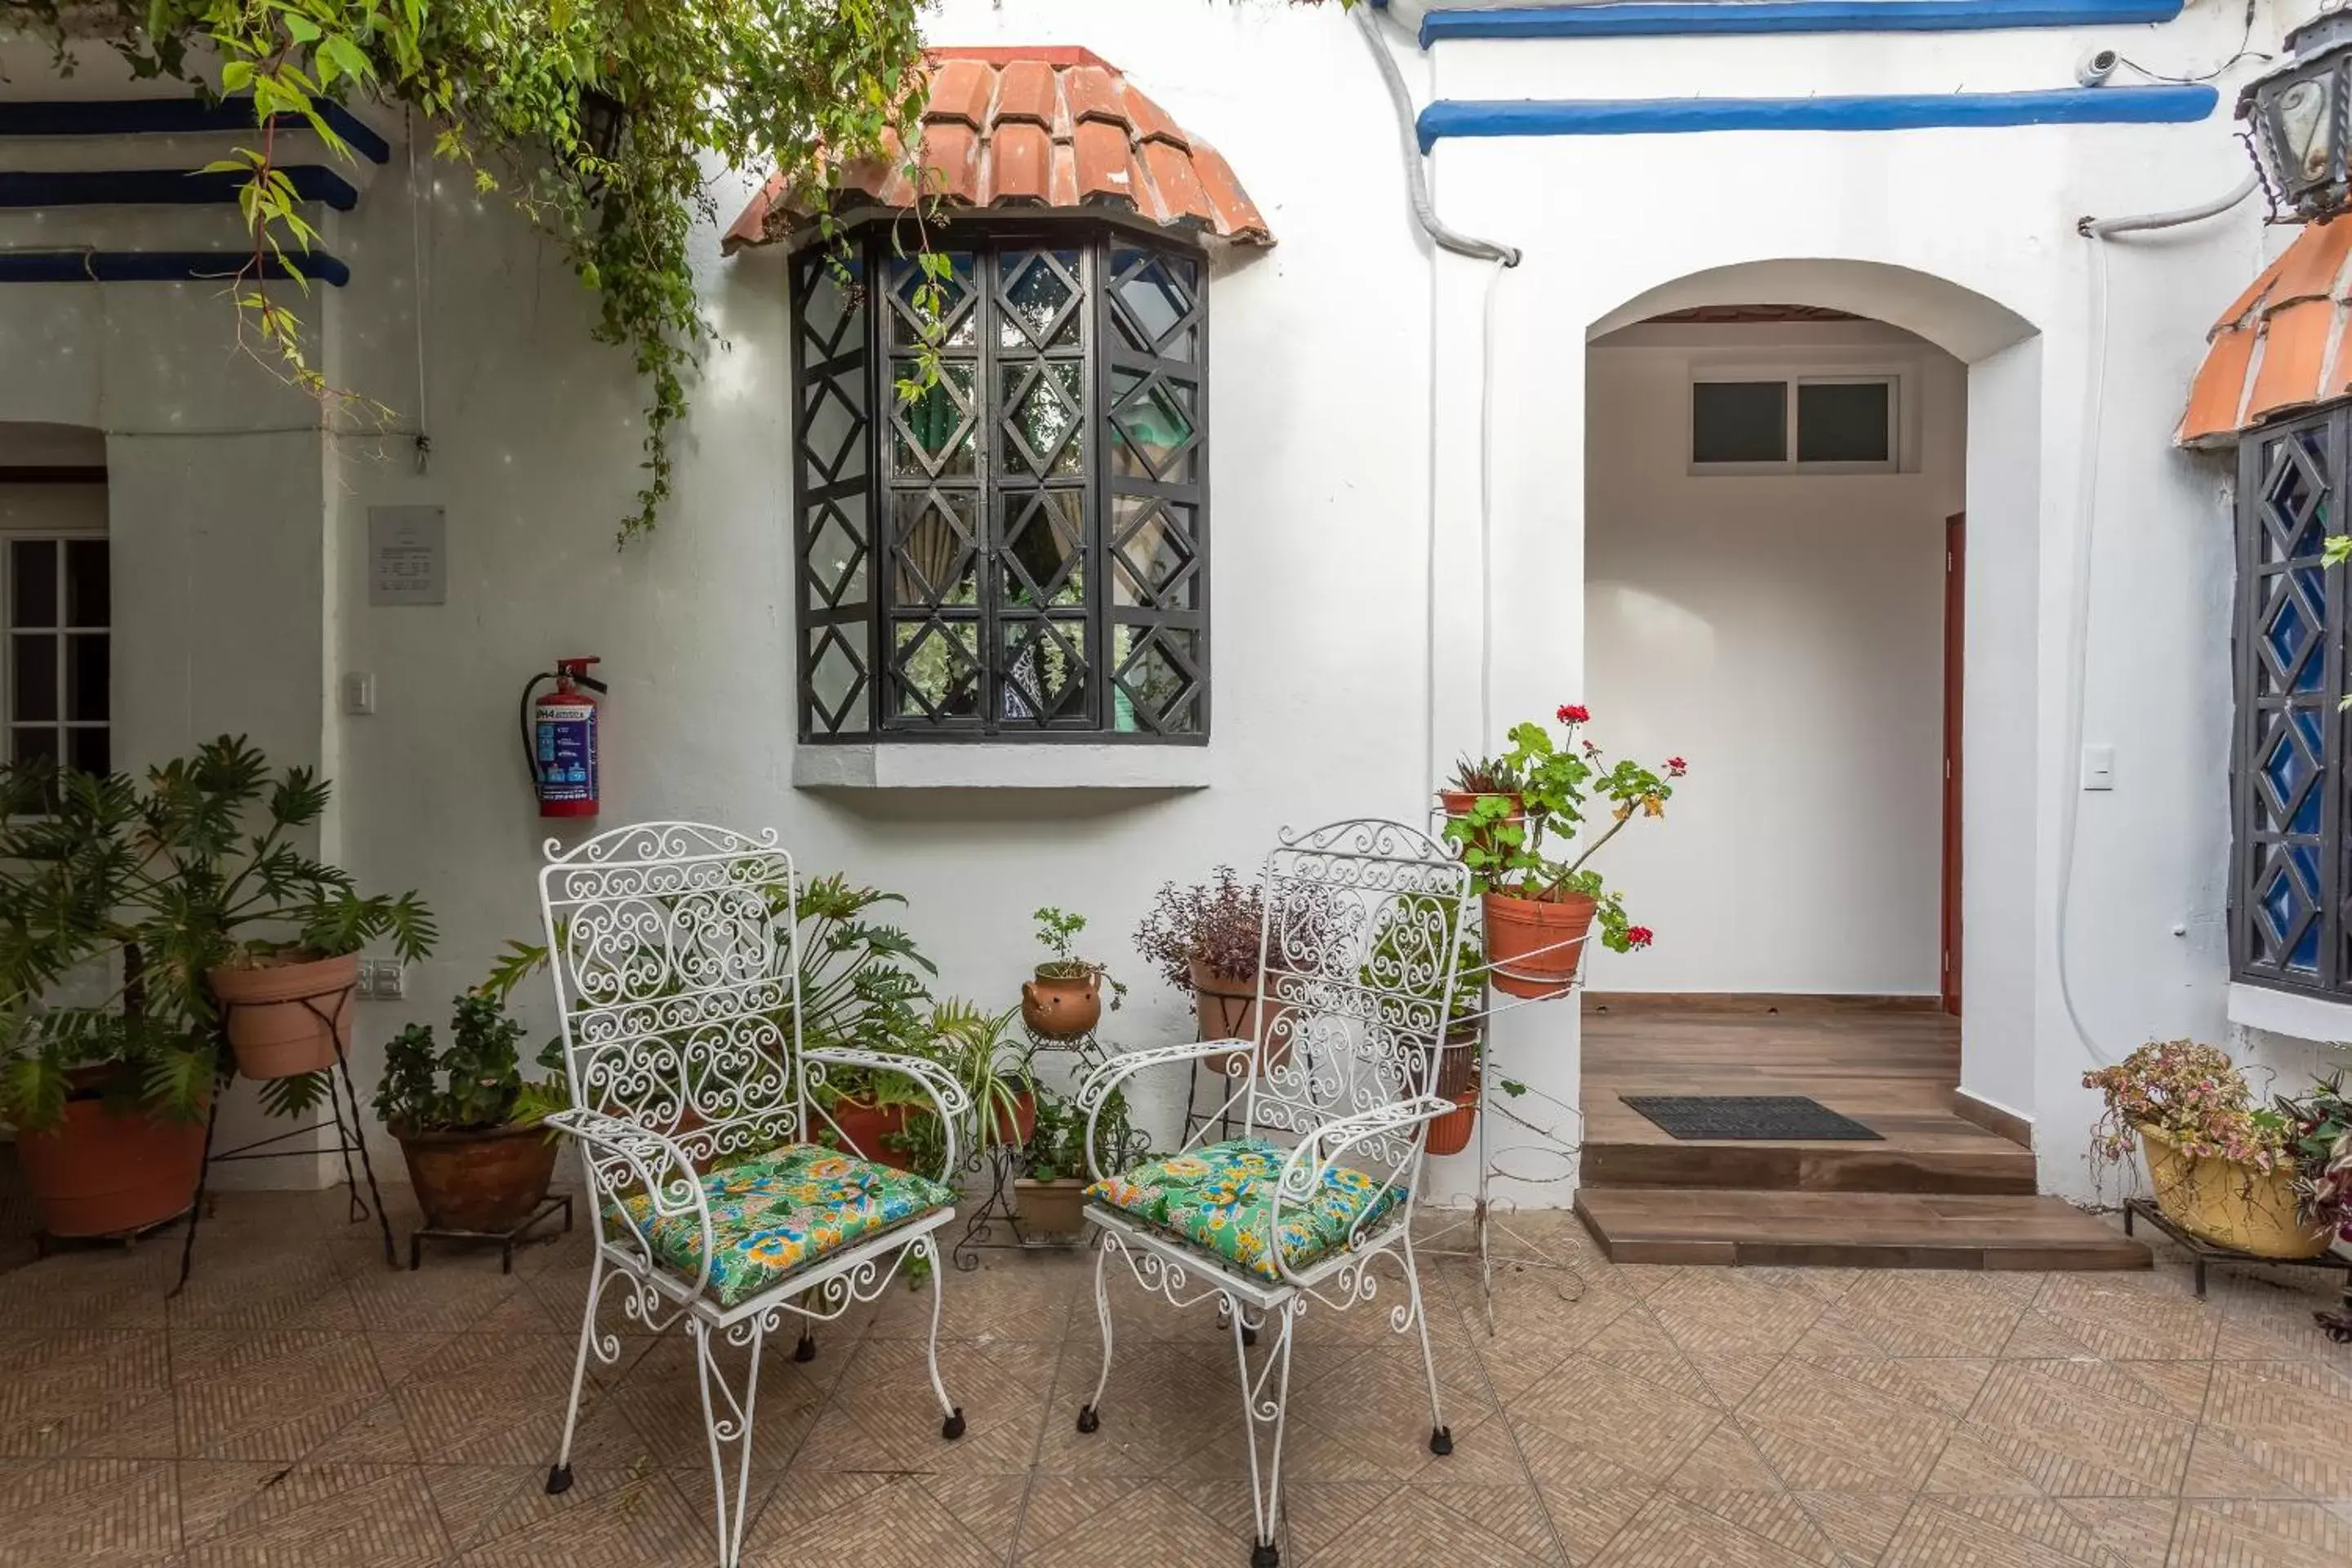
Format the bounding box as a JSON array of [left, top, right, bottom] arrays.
[[1352, 2, 1525, 799], [2058, 171, 2260, 1070]]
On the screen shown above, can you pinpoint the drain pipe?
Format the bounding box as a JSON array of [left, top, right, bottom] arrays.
[[1353, 3, 1525, 799], [2053, 171, 2261, 1070]]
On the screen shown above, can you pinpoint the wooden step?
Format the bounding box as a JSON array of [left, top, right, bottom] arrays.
[[1582, 1112, 2038, 1196], [1574, 1187, 2152, 1271]]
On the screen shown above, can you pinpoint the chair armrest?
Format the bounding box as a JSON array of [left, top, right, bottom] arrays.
[[546, 1107, 713, 1293], [804, 1046, 972, 1182], [1073, 1039, 1252, 1183], [1266, 1095, 1452, 1287]]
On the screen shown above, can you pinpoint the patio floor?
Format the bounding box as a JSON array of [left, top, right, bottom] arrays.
[[2, 1183, 2350, 1566]]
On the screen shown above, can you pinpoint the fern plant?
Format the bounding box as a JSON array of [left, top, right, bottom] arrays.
[[0, 737, 435, 1129]]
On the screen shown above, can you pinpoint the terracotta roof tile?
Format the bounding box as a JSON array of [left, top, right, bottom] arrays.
[[2180, 218, 2352, 446], [722, 47, 1272, 254]]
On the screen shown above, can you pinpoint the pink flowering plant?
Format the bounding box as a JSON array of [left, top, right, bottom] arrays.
[[1443, 705, 1686, 955], [2276, 1071, 2352, 1240], [2081, 1040, 2292, 1177]]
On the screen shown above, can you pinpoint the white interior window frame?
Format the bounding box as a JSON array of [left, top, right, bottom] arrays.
[[0, 489, 111, 781], [1686, 367, 1904, 477]]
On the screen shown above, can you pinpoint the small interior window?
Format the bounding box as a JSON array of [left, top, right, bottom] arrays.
[[1691, 381, 1787, 464], [1797, 380, 1893, 464]]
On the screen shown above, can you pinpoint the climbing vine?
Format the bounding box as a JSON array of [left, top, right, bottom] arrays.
[[6, 0, 932, 542]]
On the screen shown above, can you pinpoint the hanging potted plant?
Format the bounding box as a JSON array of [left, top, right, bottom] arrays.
[[2083, 1040, 2332, 1259], [1446, 706, 1681, 1000], [1358, 891, 1487, 1155], [1134, 866, 1290, 1075], [1012, 1083, 1144, 1236], [1020, 906, 1125, 1040], [374, 991, 570, 1235]]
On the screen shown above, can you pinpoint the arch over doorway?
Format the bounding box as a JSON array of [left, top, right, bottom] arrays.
[[1591, 258, 2038, 366]]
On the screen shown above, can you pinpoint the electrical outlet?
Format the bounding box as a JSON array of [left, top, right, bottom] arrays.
[[372, 958, 407, 1000], [354, 960, 376, 1000]]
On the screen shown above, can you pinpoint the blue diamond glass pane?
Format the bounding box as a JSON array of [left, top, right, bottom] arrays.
[[2264, 726, 2319, 833], [2290, 843, 2323, 973]]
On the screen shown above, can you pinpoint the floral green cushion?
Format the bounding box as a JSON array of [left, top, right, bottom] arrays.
[[1087, 1138, 1406, 1282], [610, 1143, 952, 1307]]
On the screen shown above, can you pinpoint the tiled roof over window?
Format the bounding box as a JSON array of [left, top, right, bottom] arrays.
[[722, 47, 1272, 256], [2180, 218, 2352, 447]]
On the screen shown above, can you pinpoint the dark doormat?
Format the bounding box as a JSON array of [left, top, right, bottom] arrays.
[[1619, 1095, 1882, 1141]]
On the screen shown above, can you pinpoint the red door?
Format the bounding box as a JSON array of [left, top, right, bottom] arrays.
[[1941, 514, 1964, 1017]]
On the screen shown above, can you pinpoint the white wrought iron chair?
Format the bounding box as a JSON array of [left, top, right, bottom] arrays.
[[536, 822, 969, 1568], [1073, 819, 1472, 1568]]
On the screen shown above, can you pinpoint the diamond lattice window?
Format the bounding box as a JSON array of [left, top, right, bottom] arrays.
[[2234, 407, 2351, 994], [791, 225, 1208, 742]]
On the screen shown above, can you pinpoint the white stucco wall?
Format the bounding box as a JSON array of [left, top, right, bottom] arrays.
[[0, 0, 2322, 1204], [1584, 320, 1963, 996]]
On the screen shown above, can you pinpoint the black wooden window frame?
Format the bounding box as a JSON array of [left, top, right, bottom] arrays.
[[2233, 404, 2348, 996], [789, 219, 1210, 746]]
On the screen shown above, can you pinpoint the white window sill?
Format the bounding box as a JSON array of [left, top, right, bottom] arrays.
[[792, 743, 1209, 791], [2227, 982, 2352, 1046]]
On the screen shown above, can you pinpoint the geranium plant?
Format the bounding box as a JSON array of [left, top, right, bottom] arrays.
[[2082, 1040, 2293, 1174]]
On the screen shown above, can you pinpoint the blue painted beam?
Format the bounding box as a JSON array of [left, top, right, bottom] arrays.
[[0, 98, 390, 164], [1419, 0, 2184, 44], [1417, 84, 2216, 147], [0, 250, 350, 286], [0, 167, 359, 212]]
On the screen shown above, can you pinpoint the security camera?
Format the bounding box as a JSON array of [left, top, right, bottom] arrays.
[[2077, 48, 2121, 87]]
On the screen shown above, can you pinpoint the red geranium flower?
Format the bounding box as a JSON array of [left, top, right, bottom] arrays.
[[1557, 704, 1590, 724], [1624, 926, 1655, 948], [1666, 757, 1687, 777]]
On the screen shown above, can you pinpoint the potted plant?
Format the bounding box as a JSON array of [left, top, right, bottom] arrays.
[[2278, 1070, 2352, 1250], [1446, 706, 1681, 1000], [1135, 865, 1284, 1074], [1020, 906, 1125, 1040], [1439, 752, 1526, 823], [373, 990, 570, 1234], [2084, 1040, 2332, 1258], [1358, 893, 1487, 1156], [1011, 1083, 1143, 1236]]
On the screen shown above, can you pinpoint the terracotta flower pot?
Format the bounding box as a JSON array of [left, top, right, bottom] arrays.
[[394, 1122, 559, 1234], [826, 1097, 909, 1165], [1013, 1176, 1089, 1236], [987, 1089, 1038, 1150], [1191, 960, 1293, 1076], [1434, 1032, 1479, 1101], [2138, 1125, 2332, 1259], [1022, 968, 1102, 1040], [208, 951, 359, 1080], [1437, 790, 1524, 823], [1424, 1083, 1480, 1158], [16, 1097, 206, 1239], [1481, 891, 1597, 1000]]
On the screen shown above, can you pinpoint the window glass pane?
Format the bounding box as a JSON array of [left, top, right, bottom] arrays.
[[1112, 625, 1200, 734], [1112, 248, 1198, 361], [1797, 381, 1892, 463], [1111, 371, 1197, 483], [892, 621, 982, 719], [997, 250, 1083, 351], [1000, 362, 1085, 479], [805, 626, 867, 735], [11, 726, 58, 770], [1000, 620, 1089, 724], [800, 252, 865, 361], [11, 635, 56, 723], [889, 253, 978, 350], [891, 492, 980, 608], [1003, 492, 1086, 608], [1111, 497, 1199, 609], [1692, 382, 1786, 464], [66, 727, 107, 777], [65, 541, 107, 627], [804, 498, 869, 612], [891, 362, 976, 479], [11, 541, 56, 629], [802, 373, 867, 488], [66, 635, 106, 722]]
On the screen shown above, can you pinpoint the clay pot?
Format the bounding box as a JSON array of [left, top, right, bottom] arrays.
[[1481, 891, 1597, 1000], [1424, 1083, 1480, 1158], [1190, 960, 1293, 1076], [1437, 790, 1524, 823], [1022, 968, 1102, 1040], [394, 1123, 559, 1234], [2139, 1125, 2332, 1259], [1013, 1177, 1089, 1236], [987, 1089, 1038, 1150], [1434, 1031, 1479, 1101], [16, 1096, 206, 1239], [208, 951, 359, 1080], [826, 1098, 909, 1164]]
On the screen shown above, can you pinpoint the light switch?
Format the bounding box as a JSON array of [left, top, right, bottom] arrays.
[[2081, 744, 2115, 791], [372, 958, 406, 1000], [341, 672, 376, 715]]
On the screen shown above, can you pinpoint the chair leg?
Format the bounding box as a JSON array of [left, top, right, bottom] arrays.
[[1232, 1294, 1298, 1568], [915, 1236, 965, 1439], [1076, 1235, 1114, 1433], [690, 1316, 765, 1568], [546, 1251, 604, 1495], [1405, 1235, 1452, 1456]]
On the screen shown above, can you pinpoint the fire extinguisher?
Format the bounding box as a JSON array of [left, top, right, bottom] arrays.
[[519, 658, 607, 818]]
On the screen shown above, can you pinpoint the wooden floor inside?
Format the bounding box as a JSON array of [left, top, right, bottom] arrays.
[[1574, 996, 2148, 1270]]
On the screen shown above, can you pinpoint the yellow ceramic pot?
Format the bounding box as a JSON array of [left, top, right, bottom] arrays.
[[2138, 1125, 2331, 1259]]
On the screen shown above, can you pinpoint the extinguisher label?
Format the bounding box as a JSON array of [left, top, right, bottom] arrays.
[[537, 702, 596, 804]]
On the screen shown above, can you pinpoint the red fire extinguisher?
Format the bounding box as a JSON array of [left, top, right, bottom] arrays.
[[519, 658, 607, 818]]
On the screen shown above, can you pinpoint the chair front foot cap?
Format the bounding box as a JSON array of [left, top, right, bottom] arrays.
[[792, 1334, 817, 1363], [1429, 1425, 1454, 1456], [544, 1464, 573, 1495], [942, 1408, 966, 1441], [1076, 1404, 1101, 1434], [1250, 1543, 1280, 1568]]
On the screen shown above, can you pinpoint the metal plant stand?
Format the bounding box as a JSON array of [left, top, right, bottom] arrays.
[[411, 1192, 573, 1273], [952, 1021, 1123, 1271], [174, 985, 396, 1295], [2122, 1197, 2352, 1322]]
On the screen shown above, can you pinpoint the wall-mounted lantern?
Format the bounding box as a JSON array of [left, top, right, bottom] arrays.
[[2242, 7, 2352, 221]]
